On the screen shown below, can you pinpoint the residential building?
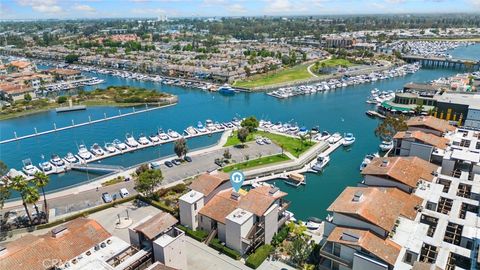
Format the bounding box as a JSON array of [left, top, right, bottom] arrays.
[[393, 130, 450, 162], [406, 116, 456, 137]]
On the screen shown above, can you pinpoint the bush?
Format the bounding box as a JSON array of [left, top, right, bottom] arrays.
[[137, 196, 176, 215], [271, 225, 290, 247], [209, 238, 241, 260], [57, 96, 68, 104], [177, 224, 208, 242], [246, 244, 273, 269]]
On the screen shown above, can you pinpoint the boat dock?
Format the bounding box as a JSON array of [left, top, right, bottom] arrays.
[[366, 110, 386, 119]]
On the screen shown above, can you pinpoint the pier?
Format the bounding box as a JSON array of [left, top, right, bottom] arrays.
[[402, 55, 480, 71], [0, 102, 177, 145]]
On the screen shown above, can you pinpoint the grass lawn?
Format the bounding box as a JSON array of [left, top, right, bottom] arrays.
[[223, 130, 315, 158], [319, 58, 354, 68], [222, 154, 291, 173], [233, 64, 312, 89]]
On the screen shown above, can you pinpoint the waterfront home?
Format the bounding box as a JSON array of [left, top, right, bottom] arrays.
[[7, 60, 35, 73], [179, 172, 290, 255], [393, 130, 450, 162], [361, 156, 439, 194], [45, 68, 83, 81], [0, 83, 35, 101], [406, 116, 456, 137]]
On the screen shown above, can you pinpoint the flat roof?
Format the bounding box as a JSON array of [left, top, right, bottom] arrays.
[[226, 208, 253, 225], [451, 149, 480, 163], [435, 92, 480, 110], [179, 190, 204, 204]]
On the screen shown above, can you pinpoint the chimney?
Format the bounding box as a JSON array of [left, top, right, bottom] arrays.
[[231, 192, 241, 201], [381, 159, 389, 167], [352, 191, 363, 202], [51, 225, 68, 238]]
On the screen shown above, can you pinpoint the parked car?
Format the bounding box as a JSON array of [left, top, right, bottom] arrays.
[[184, 156, 192, 162], [164, 161, 173, 168], [172, 159, 181, 166], [120, 188, 129, 198], [102, 192, 113, 203]]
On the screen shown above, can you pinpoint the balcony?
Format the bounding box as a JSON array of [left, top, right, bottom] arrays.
[[318, 241, 352, 268]]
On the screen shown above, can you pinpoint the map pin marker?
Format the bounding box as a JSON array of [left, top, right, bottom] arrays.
[[230, 170, 245, 193]]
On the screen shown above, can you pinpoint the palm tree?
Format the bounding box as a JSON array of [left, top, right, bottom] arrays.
[[10, 175, 33, 225], [23, 186, 40, 224], [33, 172, 49, 221]]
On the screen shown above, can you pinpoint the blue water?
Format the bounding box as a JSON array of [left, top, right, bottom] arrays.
[[448, 43, 480, 60], [1, 45, 479, 218]]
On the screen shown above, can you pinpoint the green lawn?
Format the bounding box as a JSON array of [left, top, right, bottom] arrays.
[[233, 64, 312, 89], [222, 154, 290, 173], [319, 58, 354, 68], [223, 130, 315, 158]]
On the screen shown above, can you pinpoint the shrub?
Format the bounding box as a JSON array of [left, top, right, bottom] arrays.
[[177, 224, 208, 242], [271, 225, 290, 247], [246, 244, 273, 269], [57, 96, 68, 104], [209, 238, 241, 260], [137, 196, 177, 215]]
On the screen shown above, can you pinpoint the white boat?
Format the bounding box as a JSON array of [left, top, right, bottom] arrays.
[[149, 134, 160, 143], [113, 139, 128, 150], [205, 119, 216, 131], [185, 126, 198, 135], [379, 140, 394, 152], [22, 159, 40, 176], [360, 153, 379, 171], [342, 133, 356, 146], [215, 122, 225, 130], [138, 134, 150, 145], [158, 131, 170, 141], [196, 121, 207, 133], [311, 154, 330, 172], [306, 217, 322, 230], [78, 145, 93, 160], [125, 134, 139, 148], [285, 210, 296, 222], [50, 154, 65, 167], [90, 143, 105, 156], [64, 152, 79, 164], [38, 161, 53, 172], [104, 143, 117, 153], [317, 131, 331, 141], [327, 132, 342, 144], [167, 129, 180, 139]]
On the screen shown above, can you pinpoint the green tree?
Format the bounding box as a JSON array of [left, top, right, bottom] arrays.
[[173, 138, 188, 158], [375, 115, 408, 141], [241, 116, 259, 132], [223, 149, 232, 160], [287, 231, 315, 267], [135, 169, 163, 198], [237, 127, 249, 146], [65, 54, 79, 63], [414, 104, 424, 115], [57, 96, 68, 104], [0, 183, 10, 209], [10, 175, 33, 224], [0, 160, 8, 176], [24, 93, 32, 102], [32, 172, 49, 221]]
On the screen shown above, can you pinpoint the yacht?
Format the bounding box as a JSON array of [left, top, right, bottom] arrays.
[[218, 84, 236, 95], [113, 139, 128, 151], [215, 122, 225, 130], [38, 161, 53, 172], [22, 159, 40, 176], [360, 153, 379, 171], [205, 119, 216, 131], [167, 129, 180, 139], [379, 140, 394, 152], [342, 133, 356, 146], [90, 143, 105, 156], [158, 130, 170, 141], [138, 134, 150, 145], [197, 121, 207, 133], [50, 154, 65, 167], [317, 131, 331, 141], [327, 132, 342, 144], [104, 142, 117, 153], [78, 145, 93, 160], [185, 126, 198, 136], [149, 134, 160, 143], [311, 154, 330, 172], [306, 217, 322, 230], [64, 152, 79, 164], [125, 134, 139, 148]]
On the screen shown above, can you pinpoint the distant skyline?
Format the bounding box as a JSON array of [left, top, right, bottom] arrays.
[[1, 0, 480, 20]]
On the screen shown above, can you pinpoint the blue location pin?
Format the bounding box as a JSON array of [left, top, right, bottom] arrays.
[[230, 171, 245, 192]]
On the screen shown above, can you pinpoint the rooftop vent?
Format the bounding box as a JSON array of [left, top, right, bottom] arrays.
[[189, 191, 196, 197], [269, 187, 279, 196], [233, 210, 247, 218], [51, 225, 68, 238], [352, 191, 363, 202], [341, 232, 360, 242], [231, 192, 241, 201], [381, 159, 389, 167]]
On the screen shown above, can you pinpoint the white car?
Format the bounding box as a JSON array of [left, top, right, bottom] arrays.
[[120, 188, 130, 198]]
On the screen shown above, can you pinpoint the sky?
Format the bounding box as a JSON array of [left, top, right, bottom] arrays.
[[0, 0, 480, 20]]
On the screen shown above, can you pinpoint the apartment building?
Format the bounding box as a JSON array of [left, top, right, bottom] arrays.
[[406, 116, 456, 137], [393, 130, 450, 162], [179, 172, 290, 255]]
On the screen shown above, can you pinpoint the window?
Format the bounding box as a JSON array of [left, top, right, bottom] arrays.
[[194, 202, 197, 211]]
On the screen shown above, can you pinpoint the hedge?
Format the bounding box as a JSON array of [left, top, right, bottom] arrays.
[[177, 224, 208, 242], [245, 244, 273, 269], [137, 196, 177, 216], [209, 238, 241, 260]]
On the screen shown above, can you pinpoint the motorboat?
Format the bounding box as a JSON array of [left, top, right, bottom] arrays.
[[205, 119, 216, 131], [360, 153, 379, 171], [90, 143, 105, 156], [50, 154, 65, 167], [138, 134, 150, 145], [104, 142, 117, 153], [218, 84, 236, 95], [379, 140, 394, 152], [149, 134, 160, 143], [185, 126, 198, 135], [231, 117, 242, 126], [167, 129, 180, 139], [306, 217, 322, 230], [158, 130, 170, 140], [22, 159, 40, 176], [38, 161, 53, 172], [196, 122, 207, 133], [317, 131, 331, 141], [78, 144, 93, 160], [215, 122, 225, 130], [327, 132, 342, 144], [64, 152, 79, 164], [125, 134, 139, 148], [342, 133, 356, 146], [113, 139, 128, 151], [311, 154, 330, 172]]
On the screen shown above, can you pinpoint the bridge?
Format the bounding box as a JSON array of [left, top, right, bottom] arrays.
[[402, 55, 480, 71]]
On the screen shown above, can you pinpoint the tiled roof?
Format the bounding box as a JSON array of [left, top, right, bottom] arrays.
[[238, 186, 287, 216], [189, 172, 230, 197], [327, 187, 422, 231], [406, 116, 455, 133], [327, 226, 401, 266], [47, 68, 81, 76], [361, 156, 438, 188], [9, 60, 31, 69], [133, 212, 178, 240], [0, 218, 111, 270], [199, 190, 240, 224], [394, 130, 449, 149], [0, 83, 31, 95]]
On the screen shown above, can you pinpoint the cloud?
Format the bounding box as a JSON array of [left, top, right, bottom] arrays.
[[73, 4, 96, 12], [131, 8, 167, 15], [16, 0, 63, 13], [226, 3, 247, 13]]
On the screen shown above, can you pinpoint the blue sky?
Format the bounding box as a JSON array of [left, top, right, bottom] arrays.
[[1, 0, 479, 20]]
